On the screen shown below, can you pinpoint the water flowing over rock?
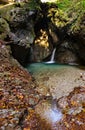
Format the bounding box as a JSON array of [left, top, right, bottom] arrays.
[[0, 1, 85, 65], [0, 1, 85, 129], [0, 41, 85, 129], [50, 48, 56, 62], [45, 48, 56, 63], [22, 87, 85, 130]]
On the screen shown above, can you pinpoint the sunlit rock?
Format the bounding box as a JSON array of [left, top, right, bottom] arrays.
[[32, 29, 52, 62], [0, 0, 13, 4]]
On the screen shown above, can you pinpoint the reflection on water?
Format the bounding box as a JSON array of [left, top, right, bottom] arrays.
[[45, 61, 55, 64], [26, 63, 85, 129], [26, 63, 85, 100], [26, 62, 68, 74]]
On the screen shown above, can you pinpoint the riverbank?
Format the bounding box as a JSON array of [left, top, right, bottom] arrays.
[[27, 63, 85, 99]]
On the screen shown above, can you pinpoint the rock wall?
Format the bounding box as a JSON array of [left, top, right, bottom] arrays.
[[0, 1, 85, 129], [0, 0, 85, 65], [0, 1, 36, 65]]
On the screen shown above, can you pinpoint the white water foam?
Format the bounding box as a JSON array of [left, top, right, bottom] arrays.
[[45, 48, 56, 64]]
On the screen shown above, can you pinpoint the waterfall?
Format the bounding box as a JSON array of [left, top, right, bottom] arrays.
[[50, 48, 56, 62], [45, 48, 56, 63]]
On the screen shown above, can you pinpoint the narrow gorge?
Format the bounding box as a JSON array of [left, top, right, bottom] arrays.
[[0, 0, 85, 130]]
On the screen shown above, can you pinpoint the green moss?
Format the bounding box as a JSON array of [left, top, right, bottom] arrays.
[[47, 0, 85, 34], [56, 0, 71, 11], [0, 17, 10, 40], [0, 1, 41, 21], [0, 3, 15, 21], [19, 0, 41, 10], [56, 0, 85, 11], [0, 18, 10, 32]]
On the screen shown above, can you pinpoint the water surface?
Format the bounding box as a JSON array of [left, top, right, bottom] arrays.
[[26, 63, 85, 99]]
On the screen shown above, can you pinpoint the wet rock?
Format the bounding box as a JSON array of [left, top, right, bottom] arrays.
[[41, 2, 85, 64], [56, 50, 79, 65], [22, 87, 85, 130], [55, 40, 81, 65]]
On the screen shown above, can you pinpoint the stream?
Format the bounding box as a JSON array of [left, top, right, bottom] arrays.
[[26, 63, 85, 99], [25, 62, 85, 128], [25, 44, 85, 128]]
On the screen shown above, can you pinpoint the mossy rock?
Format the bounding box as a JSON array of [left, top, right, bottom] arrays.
[[0, 1, 41, 21], [0, 18, 10, 39], [0, 3, 15, 21], [46, 0, 85, 36]]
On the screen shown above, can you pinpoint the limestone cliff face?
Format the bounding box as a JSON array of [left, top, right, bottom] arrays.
[[0, 1, 85, 129], [0, 0, 85, 65], [0, 1, 36, 65], [40, 0, 85, 64]]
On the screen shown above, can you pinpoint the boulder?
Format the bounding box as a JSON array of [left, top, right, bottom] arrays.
[[32, 29, 52, 62], [9, 7, 35, 65], [0, 18, 10, 40], [0, 2, 36, 65], [55, 40, 82, 65]]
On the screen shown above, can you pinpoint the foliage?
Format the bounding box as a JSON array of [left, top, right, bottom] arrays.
[[56, 0, 85, 11], [46, 0, 85, 34], [20, 0, 41, 10], [56, 0, 71, 11]]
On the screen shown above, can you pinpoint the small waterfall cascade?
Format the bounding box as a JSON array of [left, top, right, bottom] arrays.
[[50, 48, 56, 62], [45, 48, 56, 63]]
